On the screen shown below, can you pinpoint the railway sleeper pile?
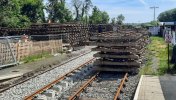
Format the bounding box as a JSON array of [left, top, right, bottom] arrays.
[[89, 24, 113, 33], [0, 24, 114, 49], [90, 29, 149, 72], [0, 24, 89, 49], [30, 23, 89, 47]]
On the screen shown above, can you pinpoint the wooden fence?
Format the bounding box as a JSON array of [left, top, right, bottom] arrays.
[[17, 40, 62, 60], [0, 40, 62, 66]]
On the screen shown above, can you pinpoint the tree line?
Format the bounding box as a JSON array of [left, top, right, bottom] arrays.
[[0, 0, 125, 28], [158, 8, 176, 22]]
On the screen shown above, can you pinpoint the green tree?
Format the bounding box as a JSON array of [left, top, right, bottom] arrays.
[[47, 0, 73, 23], [81, 0, 92, 23], [0, 0, 30, 28], [89, 6, 102, 24], [158, 8, 176, 22], [72, 0, 92, 22], [101, 11, 109, 24], [20, 0, 45, 23], [72, 0, 82, 21], [116, 14, 125, 25], [89, 6, 109, 24], [111, 17, 116, 25], [141, 21, 160, 27]]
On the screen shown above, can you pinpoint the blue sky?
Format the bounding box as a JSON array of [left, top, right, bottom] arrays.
[[90, 0, 176, 23], [44, 0, 176, 23]]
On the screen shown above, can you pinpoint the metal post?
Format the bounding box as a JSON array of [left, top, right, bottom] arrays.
[[150, 6, 159, 21], [6, 37, 17, 65], [154, 7, 155, 21], [168, 43, 170, 71]]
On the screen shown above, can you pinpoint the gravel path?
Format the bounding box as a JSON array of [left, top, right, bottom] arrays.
[[152, 57, 159, 73], [0, 52, 95, 100]]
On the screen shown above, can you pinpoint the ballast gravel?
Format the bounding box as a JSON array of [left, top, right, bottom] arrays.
[[119, 74, 140, 100], [62, 72, 139, 100], [0, 52, 95, 100], [79, 72, 124, 100]]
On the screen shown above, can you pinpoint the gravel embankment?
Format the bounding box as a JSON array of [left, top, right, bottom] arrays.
[[0, 52, 95, 100], [119, 74, 140, 100]]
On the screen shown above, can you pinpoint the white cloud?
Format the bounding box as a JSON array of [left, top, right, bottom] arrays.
[[138, 0, 148, 7]]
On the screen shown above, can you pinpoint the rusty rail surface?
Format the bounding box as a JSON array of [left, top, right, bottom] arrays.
[[68, 72, 99, 100], [114, 73, 128, 100], [24, 57, 95, 100]]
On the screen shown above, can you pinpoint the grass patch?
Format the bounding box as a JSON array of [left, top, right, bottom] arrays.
[[139, 51, 155, 75], [22, 52, 52, 63], [140, 36, 173, 75], [139, 58, 154, 75]]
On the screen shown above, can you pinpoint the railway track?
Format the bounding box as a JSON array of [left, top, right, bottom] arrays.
[[0, 50, 137, 100], [24, 62, 129, 100], [0, 51, 96, 100], [68, 72, 100, 100], [114, 73, 128, 100], [0, 51, 91, 93], [64, 72, 128, 100], [0, 51, 92, 93], [24, 57, 95, 100]]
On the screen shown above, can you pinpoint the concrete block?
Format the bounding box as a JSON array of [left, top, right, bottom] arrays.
[[33, 95, 47, 100], [43, 90, 56, 98], [51, 85, 62, 92], [71, 76, 79, 82], [58, 81, 69, 88], [65, 77, 73, 85], [74, 70, 81, 73]]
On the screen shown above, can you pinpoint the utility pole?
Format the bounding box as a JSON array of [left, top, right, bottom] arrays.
[[150, 6, 159, 21]]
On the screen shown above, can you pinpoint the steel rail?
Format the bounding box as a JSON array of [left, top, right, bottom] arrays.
[[0, 51, 91, 93], [68, 72, 99, 100], [114, 73, 128, 100], [24, 57, 95, 100]]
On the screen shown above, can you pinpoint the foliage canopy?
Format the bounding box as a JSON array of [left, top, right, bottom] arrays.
[[158, 8, 176, 22], [89, 6, 110, 24]]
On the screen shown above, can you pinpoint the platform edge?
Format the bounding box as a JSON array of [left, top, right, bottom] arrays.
[[133, 75, 143, 100]]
